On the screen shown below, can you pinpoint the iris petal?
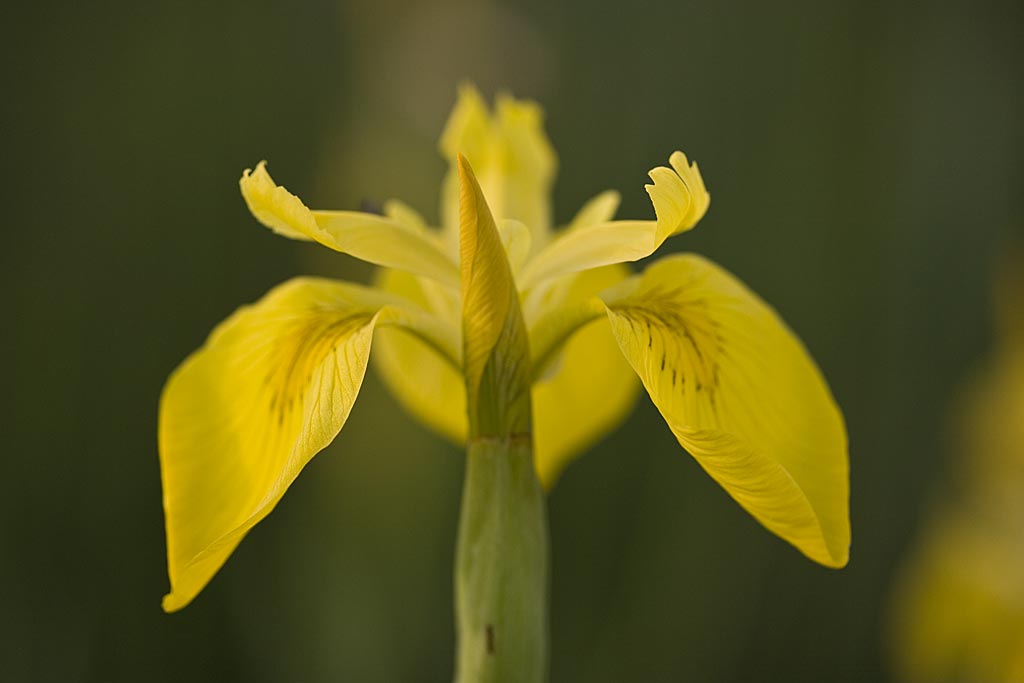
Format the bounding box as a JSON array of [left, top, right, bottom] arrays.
[[601, 254, 849, 567], [240, 162, 458, 286], [159, 277, 450, 610], [439, 86, 557, 250], [518, 152, 709, 289]]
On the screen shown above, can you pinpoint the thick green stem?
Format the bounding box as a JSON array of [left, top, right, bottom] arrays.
[[454, 435, 548, 683]]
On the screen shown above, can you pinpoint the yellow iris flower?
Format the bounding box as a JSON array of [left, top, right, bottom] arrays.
[[159, 86, 850, 614]]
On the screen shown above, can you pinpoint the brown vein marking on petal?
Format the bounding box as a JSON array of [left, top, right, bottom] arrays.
[[612, 286, 726, 404]]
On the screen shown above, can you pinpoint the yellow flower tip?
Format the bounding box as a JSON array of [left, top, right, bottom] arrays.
[[455, 153, 496, 239], [161, 590, 188, 614], [238, 159, 273, 195], [645, 151, 711, 242], [456, 151, 494, 306], [456, 152, 472, 179], [494, 93, 557, 177], [831, 545, 851, 569], [815, 531, 851, 569], [440, 86, 489, 161], [801, 503, 850, 569], [455, 154, 483, 236], [238, 160, 318, 240]]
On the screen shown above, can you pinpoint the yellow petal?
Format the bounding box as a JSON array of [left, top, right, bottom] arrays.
[[530, 265, 639, 487], [439, 86, 556, 250], [601, 254, 849, 567], [458, 154, 532, 438], [518, 220, 658, 290], [240, 162, 458, 286], [649, 151, 710, 243], [159, 277, 451, 611], [438, 85, 491, 248], [518, 152, 709, 289], [372, 267, 468, 444], [490, 93, 558, 235]]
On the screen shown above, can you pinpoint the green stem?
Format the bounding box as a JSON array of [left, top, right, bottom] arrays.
[[454, 435, 549, 683]]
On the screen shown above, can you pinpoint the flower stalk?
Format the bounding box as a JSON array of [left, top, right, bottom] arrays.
[[454, 435, 548, 683]]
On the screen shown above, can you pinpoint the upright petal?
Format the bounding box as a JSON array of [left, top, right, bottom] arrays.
[[240, 162, 458, 286], [518, 152, 709, 290], [160, 278, 453, 611], [439, 86, 557, 250], [601, 254, 849, 567]]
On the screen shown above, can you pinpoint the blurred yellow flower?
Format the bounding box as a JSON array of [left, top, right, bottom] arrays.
[[890, 261, 1024, 682], [159, 85, 850, 613]]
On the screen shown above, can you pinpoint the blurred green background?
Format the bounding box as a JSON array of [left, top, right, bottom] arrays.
[[2, 0, 1021, 680]]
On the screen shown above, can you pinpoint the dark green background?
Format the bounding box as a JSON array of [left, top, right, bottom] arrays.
[[2, 0, 1021, 680]]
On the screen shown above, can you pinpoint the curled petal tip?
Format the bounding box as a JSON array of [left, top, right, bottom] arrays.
[[645, 150, 710, 240]]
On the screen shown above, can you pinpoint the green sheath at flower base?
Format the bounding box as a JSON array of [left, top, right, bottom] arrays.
[[455, 155, 548, 682]]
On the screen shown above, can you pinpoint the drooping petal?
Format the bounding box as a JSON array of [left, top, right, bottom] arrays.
[[600, 254, 849, 567], [439, 86, 557, 250], [240, 162, 458, 286], [530, 265, 639, 488], [518, 152, 709, 290], [160, 277, 454, 611]]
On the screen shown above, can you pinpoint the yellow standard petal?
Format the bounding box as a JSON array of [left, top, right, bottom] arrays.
[[601, 254, 849, 567], [439, 86, 557, 250], [159, 277, 454, 611], [239, 162, 458, 286], [518, 152, 710, 290]]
